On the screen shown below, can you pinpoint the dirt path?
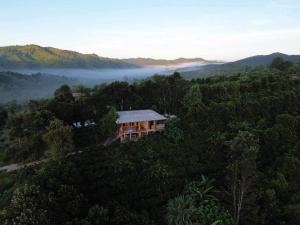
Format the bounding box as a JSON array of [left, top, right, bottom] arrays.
[[0, 159, 47, 172], [0, 137, 119, 173]]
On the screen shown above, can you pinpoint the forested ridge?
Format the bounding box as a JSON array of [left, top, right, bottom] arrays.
[[0, 58, 300, 225], [0, 45, 137, 69]]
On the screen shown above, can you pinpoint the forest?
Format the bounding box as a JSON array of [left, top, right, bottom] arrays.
[[0, 57, 300, 225]]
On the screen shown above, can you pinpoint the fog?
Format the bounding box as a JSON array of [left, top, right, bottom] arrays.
[[0, 62, 216, 103], [12, 62, 212, 84]]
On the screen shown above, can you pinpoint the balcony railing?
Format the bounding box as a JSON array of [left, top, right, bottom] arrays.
[[120, 123, 165, 135], [156, 124, 165, 130], [124, 126, 138, 133]]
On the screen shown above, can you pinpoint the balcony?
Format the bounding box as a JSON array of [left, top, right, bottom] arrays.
[[122, 126, 147, 134], [124, 126, 138, 133], [156, 124, 165, 130]]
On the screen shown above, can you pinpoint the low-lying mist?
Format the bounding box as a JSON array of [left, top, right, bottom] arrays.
[[12, 62, 211, 83], [0, 62, 216, 103]]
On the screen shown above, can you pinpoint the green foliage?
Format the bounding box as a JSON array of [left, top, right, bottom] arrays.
[[270, 57, 293, 71], [167, 195, 196, 225], [167, 177, 234, 225], [54, 85, 74, 103], [165, 117, 184, 143], [43, 119, 74, 161], [101, 106, 117, 137], [0, 107, 7, 127], [226, 131, 259, 225], [0, 184, 50, 225], [0, 71, 75, 103], [0, 44, 136, 69], [1, 66, 300, 225]]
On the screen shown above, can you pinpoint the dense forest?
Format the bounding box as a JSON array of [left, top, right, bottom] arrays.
[[0, 57, 300, 225]]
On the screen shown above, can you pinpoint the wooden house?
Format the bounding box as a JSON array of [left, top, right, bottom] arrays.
[[116, 109, 167, 142]]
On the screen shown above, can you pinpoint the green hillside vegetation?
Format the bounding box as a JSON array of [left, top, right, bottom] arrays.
[[232, 52, 300, 65], [0, 59, 300, 225], [182, 55, 300, 79], [0, 71, 75, 103], [0, 45, 137, 69], [182, 63, 254, 79], [123, 57, 217, 66]]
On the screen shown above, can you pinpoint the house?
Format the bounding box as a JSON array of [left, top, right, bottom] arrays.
[[116, 109, 167, 142]]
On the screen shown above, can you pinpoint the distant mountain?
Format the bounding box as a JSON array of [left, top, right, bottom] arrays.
[[233, 52, 300, 65], [123, 57, 218, 66], [0, 45, 137, 69]]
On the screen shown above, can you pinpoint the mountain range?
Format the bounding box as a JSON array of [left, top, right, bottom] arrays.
[[182, 52, 300, 79], [232, 52, 300, 65], [0, 45, 137, 69], [1, 45, 299, 71], [0, 45, 218, 70]]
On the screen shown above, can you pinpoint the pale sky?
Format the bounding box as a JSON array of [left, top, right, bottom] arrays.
[[1, 0, 300, 61]]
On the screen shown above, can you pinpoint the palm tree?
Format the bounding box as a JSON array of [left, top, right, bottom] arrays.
[[166, 195, 196, 225], [184, 175, 217, 204]]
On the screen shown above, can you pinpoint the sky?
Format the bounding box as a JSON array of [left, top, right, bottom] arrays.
[[0, 0, 300, 61]]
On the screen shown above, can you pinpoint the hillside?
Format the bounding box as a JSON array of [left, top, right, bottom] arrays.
[[0, 71, 76, 103], [0, 45, 137, 69], [182, 63, 253, 79], [182, 53, 300, 79], [123, 57, 218, 66], [232, 52, 300, 65], [1, 67, 300, 225]]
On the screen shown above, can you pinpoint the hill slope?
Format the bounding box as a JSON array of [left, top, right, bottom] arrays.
[[232, 52, 300, 65], [182, 52, 300, 79], [123, 57, 218, 66], [0, 71, 76, 103], [0, 45, 137, 69]]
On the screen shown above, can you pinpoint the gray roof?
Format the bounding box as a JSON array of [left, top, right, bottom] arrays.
[[116, 109, 167, 124]]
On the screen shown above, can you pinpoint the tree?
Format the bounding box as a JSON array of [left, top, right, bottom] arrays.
[[54, 85, 74, 103], [101, 107, 117, 137], [167, 176, 234, 225], [0, 184, 50, 225], [167, 195, 196, 225], [7, 113, 28, 148], [226, 131, 259, 225], [183, 84, 203, 110], [182, 84, 206, 129], [184, 175, 217, 204], [270, 57, 292, 71], [165, 117, 184, 143], [0, 107, 8, 127], [85, 205, 109, 225], [43, 118, 74, 161]]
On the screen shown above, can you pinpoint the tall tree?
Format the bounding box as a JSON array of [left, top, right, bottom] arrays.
[[101, 107, 117, 138], [182, 84, 206, 129], [226, 131, 259, 225], [43, 118, 74, 161], [54, 85, 74, 103]]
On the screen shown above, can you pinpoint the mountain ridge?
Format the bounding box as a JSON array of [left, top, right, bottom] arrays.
[[0, 44, 138, 69], [232, 52, 300, 65]]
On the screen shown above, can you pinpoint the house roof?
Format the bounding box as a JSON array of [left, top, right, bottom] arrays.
[[116, 109, 167, 124]]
